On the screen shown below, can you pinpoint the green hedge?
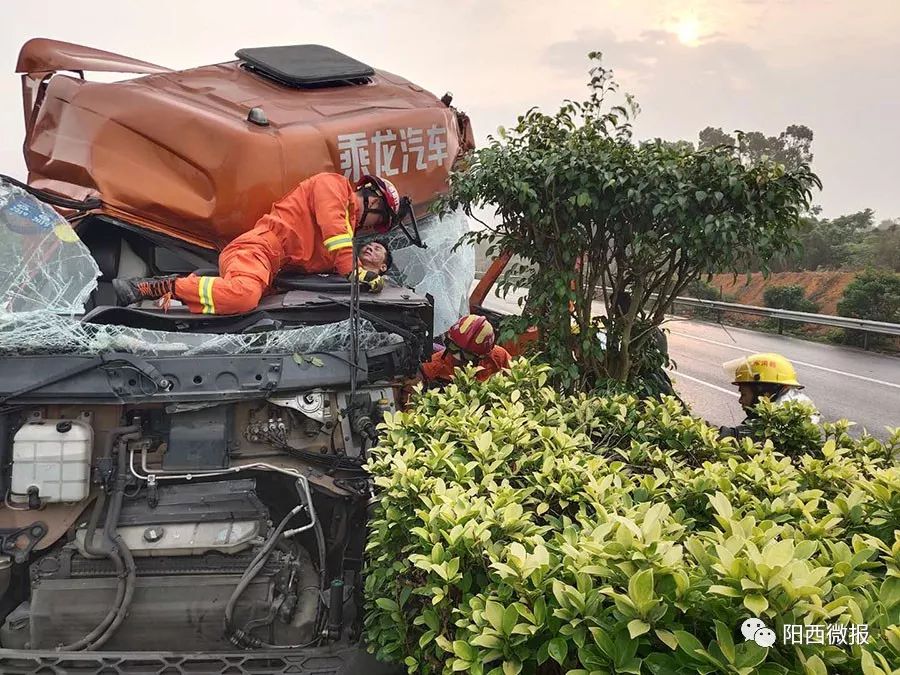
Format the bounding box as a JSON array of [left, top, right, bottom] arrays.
[[364, 359, 899, 675]]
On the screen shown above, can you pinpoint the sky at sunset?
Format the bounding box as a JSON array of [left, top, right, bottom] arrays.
[[2, 0, 898, 219]]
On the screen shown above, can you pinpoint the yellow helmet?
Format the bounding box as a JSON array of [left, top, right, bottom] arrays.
[[723, 353, 801, 387]]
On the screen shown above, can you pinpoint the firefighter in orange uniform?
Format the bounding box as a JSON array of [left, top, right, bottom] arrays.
[[113, 173, 400, 314], [420, 314, 512, 386]]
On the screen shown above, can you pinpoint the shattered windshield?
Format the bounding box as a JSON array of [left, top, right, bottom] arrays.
[[0, 184, 100, 314], [0, 185, 406, 357], [0, 312, 401, 356]]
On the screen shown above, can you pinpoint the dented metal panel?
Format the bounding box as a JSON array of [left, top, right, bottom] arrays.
[[18, 40, 474, 251]]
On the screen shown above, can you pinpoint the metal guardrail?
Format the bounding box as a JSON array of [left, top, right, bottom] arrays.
[[669, 296, 900, 349], [474, 274, 900, 350]]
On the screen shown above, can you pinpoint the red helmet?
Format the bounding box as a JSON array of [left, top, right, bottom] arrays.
[[356, 174, 401, 233], [448, 314, 495, 357]]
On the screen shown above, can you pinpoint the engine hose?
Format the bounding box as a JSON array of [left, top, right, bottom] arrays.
[[224, 504, 303, 646], [240, 481, 326, 649], [296, 478, 328, 643], [81, 425, 141, 550], [81, 488, 108, 558], [87, 534, 136, 650], [56, 547, 125, 651], [85, 431, 142, 649], [57, 426, 141, 652], [312, 502, 327, 595]]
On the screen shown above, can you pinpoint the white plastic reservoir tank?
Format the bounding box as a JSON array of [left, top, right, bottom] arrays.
[[11, 419, 93, 504]]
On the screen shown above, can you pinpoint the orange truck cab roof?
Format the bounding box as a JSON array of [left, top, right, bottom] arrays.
[[17, 38, 474, 250]]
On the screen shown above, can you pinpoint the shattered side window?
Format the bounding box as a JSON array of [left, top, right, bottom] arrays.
[[0, 184, 100, 314], [379, 208, 474, 336]]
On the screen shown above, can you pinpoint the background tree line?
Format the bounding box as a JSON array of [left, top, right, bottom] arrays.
[[665, 124, 899, 273]]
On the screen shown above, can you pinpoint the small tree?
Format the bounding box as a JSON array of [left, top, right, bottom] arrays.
[[762, 285, 819, 313], [442, 53, 820, 389], [837, 268, 900, 347]]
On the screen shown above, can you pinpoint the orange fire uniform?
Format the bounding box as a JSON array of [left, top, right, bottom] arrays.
[[174, 173, 359, 314], [420, 346, 512, 384]]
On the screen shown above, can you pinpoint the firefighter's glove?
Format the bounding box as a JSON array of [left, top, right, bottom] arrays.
[[350, 269, 385, 294]]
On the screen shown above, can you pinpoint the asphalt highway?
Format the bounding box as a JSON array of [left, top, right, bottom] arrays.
[[477, 286, 899, 439]]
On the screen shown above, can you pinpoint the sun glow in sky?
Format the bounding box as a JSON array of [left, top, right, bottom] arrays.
[[674, 16, 701, 46], [1, 1, 899, 218]]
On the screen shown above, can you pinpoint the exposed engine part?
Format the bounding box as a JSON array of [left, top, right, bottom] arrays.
[[162, 405, 233, 471], [236, 404, 365, 472], [268, 392, 333, 424], [0, 412, 11, 508], [129, 442, 366, 489], [57, 424, 142, 651], [6, 477, 322, 651], [337, 388, 397, 458], [327, 579, 345, 640], [34, 544, 278, 579], [225, 476, 320, 650], [0, 555, 11, 598], [244, 413, 290, 445], [10, 573, 275, 651], [10, 416, 93, 505], [75, 479, 265, 557], [0, 522, 47, 563], [0, 402, 371, 654], [271, 393, 335, 439]]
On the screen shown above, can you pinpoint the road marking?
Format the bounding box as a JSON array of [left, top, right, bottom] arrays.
[[482, 289, 899, 390], [668, 331, 900, 390], [668, 370, 739, 397]]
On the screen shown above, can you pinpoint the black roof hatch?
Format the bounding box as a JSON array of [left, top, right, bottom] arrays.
[[235, 44, 375, 88]]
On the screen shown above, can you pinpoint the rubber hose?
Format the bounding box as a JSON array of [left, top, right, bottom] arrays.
[[81, 488, 108, 557], [57, 549, 125, 651], [87, 535, 136, 650], [87, 434, 141, 650], [224, 506, 300, 643], [82, 425, 140, 557], [102, 428, 142, 547], [57, 426, 140, 651]]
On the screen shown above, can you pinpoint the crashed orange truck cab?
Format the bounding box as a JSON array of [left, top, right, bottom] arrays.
[[0, 38, 481, 671]]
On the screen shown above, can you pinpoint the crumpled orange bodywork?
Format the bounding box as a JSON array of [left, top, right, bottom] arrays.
[[17, 39, 475, 252]]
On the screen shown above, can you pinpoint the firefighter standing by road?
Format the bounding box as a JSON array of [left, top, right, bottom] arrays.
[[113, 173, 401, 314], [718, 352, 819, 438]]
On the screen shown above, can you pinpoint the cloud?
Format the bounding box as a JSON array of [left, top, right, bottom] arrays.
[[544, 29, 768, 94], [540, 25, 900, 218], [542, 30, 775, 142], [1, 0, 899, 218]]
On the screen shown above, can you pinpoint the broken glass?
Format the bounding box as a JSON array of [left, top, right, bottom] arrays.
[[378, 208, 474, 336], [0, 187, 401, 357], [0, 183, 100, 314], [0, 312, 399, 357]]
